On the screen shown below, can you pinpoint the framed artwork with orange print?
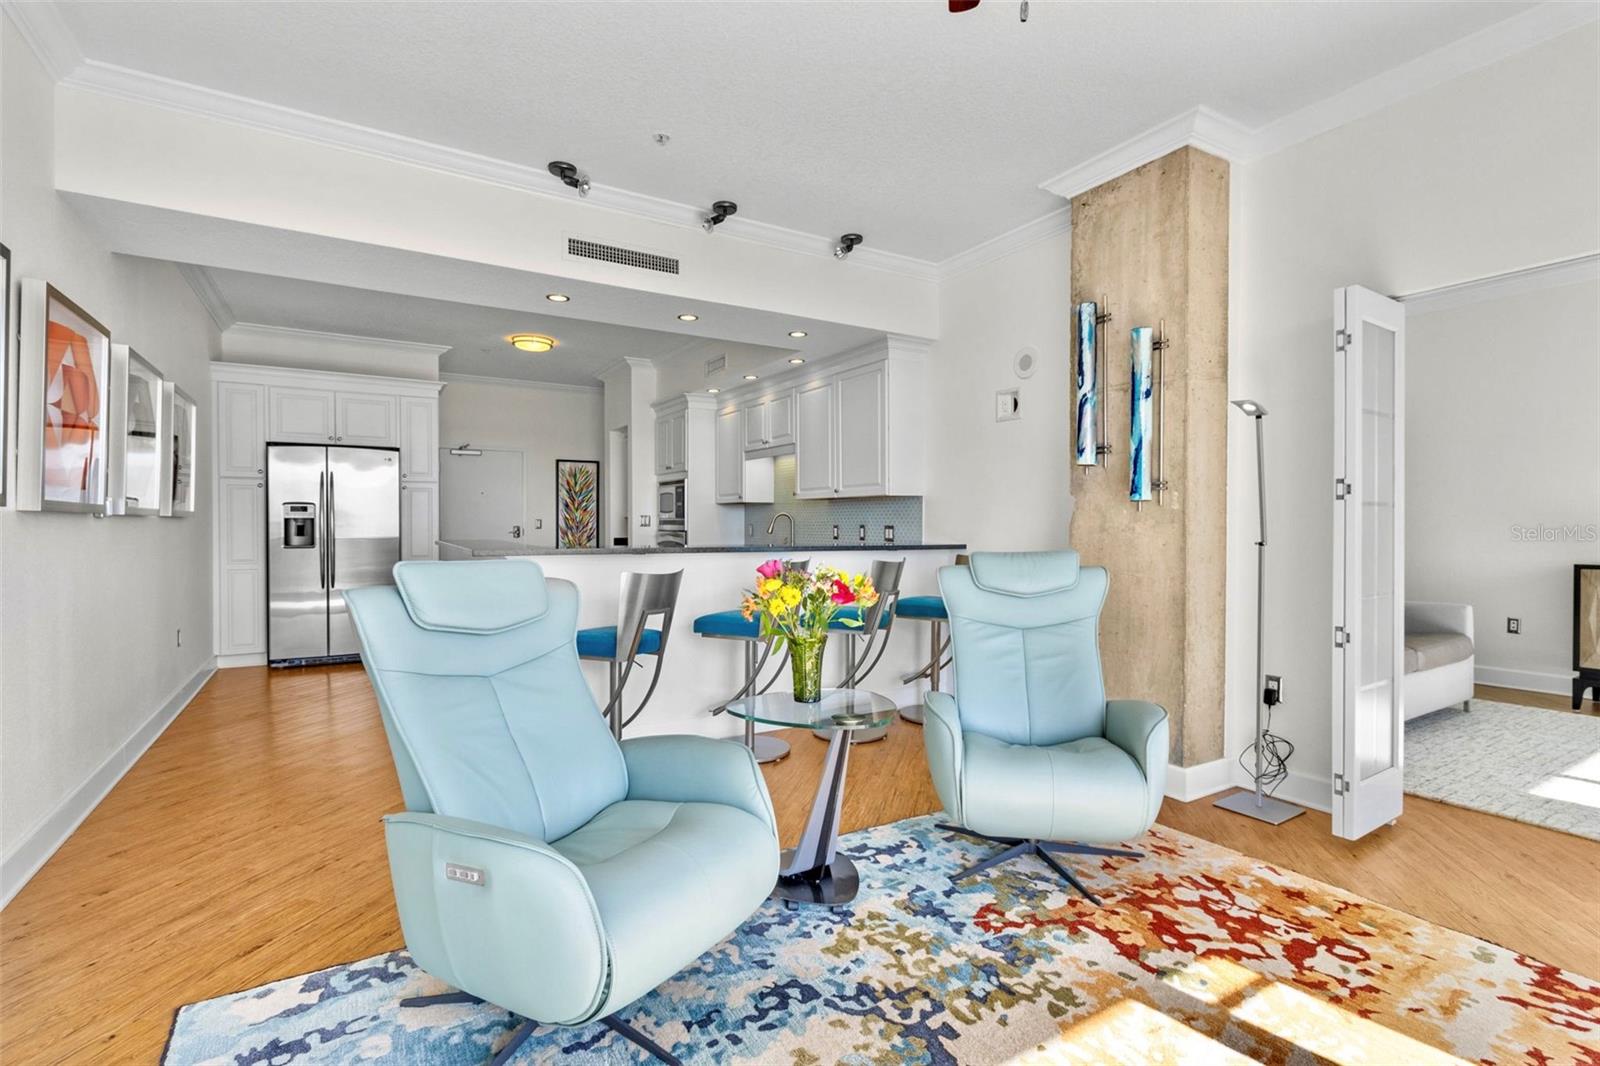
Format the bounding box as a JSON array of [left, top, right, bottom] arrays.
[[16, 279, 112, 513]]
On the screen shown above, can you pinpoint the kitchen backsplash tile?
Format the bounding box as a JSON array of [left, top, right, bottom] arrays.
[[743, 455, 923, 546]]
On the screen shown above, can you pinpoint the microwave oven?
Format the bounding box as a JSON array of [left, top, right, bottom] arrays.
[[658, 479, 685, 523]]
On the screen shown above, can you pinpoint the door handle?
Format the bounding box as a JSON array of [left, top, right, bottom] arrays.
[[327, 470, 336, 588], [317, 471, 327, 589], [509, 525, 523, 539]]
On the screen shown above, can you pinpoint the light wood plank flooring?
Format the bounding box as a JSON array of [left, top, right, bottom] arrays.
[[0, 670, 1595, 1064]]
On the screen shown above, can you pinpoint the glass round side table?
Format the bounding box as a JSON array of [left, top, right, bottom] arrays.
[[725, 688, 897, 907]]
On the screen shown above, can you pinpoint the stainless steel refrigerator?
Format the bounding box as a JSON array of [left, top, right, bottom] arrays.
[[267, 444, 401, 665]]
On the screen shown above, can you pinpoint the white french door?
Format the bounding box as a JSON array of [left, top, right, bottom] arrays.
[[1332, 285, 1406, 840]]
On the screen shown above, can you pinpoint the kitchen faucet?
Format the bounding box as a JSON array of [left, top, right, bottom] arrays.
[[766, 512, 795, 546]]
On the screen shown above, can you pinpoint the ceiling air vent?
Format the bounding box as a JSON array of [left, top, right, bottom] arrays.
[[567, 237, 680, 275]]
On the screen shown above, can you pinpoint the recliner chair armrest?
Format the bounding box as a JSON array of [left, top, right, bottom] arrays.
[[1104, 699, 1170, 828], [923, 690, 965, 824], [383, 812, 610, 1026], [620, 735, 778, 836]]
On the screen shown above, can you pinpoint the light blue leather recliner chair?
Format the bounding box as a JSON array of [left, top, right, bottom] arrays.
[[346, 560, 779, 1066], [922, 551, 1169, 905]]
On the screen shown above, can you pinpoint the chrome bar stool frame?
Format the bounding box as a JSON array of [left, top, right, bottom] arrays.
[[812, 558, 904, 745], [578, 569, 683, 739], [895, 553, 968, 724]]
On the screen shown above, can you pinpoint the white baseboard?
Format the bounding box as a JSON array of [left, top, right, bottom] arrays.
[[217, 652, 267, 668], [0, 658, 217, 908], [1165, 758, 1234, 802], [1475, 664, 1573, 697], [1227, 763, 1333, 814]]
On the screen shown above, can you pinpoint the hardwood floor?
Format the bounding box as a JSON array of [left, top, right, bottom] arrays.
[[1, 669, 1595, 1064]]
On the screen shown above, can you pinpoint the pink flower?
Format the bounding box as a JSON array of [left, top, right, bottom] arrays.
[[756, 559, 783, 580], [830, 578, 856, 605]]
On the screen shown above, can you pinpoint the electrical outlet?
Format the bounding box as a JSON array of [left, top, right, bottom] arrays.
[[534, 518, 543, 530], [883, 525, 895, 543], [832, 524, 839, 541], [995, 388, 1021, 422], [1507, 617, 1521, 634], [857, 524, 867, 543], [1264, 675, 1281, 706], [746, 523, 754, 537]]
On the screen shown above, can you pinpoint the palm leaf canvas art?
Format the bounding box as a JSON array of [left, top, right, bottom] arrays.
[[555, 459, 600, 548]]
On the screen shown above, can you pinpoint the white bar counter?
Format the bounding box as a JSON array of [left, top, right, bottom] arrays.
[[437, 540, 964, 742]]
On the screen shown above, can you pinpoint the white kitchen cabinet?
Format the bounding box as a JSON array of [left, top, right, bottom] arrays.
[[399, 396, 439, 482], [217, 476, 265, 656], [741, 391, 797, 453], [218, 566, 267, 657], [742, 404, 767, 451], [401, 481, 439, 560], [794, 378, 838, 497], [216, 382, 266, 478], [653, 409, 687, 477], [268, 386, 337, 443], [715, 407, 744, 502], [220, 478, 264, 568], [336, 391, 399, 446], [836, 363, 889, 496]]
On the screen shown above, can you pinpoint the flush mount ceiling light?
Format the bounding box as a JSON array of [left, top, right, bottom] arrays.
[[788, 357, 806, 365], [833, 233, 864, 260], [545, 293, 570, 303], [702, 200, 738, 233], [788, 330, 808, 339], [677, 313, 699, 322], [509, 333, 556, 353], [547, 160, 590, 197]]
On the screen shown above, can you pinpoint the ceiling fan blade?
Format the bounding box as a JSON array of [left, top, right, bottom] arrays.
[[948, 0, 981, 11]]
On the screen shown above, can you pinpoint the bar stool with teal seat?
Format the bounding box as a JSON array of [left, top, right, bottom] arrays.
[[811, 557, 904, 745], [694, 560, 810, 764], [895, 553, 970, 724], [577, 569, 683, 740]]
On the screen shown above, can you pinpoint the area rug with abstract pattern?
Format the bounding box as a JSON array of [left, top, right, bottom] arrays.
[[163, 814, 1599, 1065]]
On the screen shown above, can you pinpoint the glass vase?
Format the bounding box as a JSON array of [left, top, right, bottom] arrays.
[[790, 638, 826, 703]]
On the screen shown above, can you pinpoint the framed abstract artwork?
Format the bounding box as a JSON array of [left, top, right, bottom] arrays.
[[1074, 300, 1098, 466], [1129, 326, 1154, 502], [161, 383, 198, 517], [555, 458, 600, 549], [16, 278, 112, 513], [108, 345, 166, 516], [0, 243, 10, 507]]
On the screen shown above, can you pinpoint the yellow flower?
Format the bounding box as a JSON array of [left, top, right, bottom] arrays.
[[769, 596, 791, 615], [779, 586, 803, 608], [760, 577, 784, 596]]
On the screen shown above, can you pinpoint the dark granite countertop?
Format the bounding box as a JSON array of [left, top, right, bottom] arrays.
[[439, 539, 967, 558]]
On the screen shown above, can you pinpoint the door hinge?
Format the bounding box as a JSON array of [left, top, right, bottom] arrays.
[[1334, 773, 1348, 796], [1334, 478, 1350, 501], [1335, 328, 1351, 351], [1334, 625, 1351, 648]]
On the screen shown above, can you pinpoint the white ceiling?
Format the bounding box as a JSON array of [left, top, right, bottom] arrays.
[[202, 266, 797, 387], [50, 0, 1535, 262]]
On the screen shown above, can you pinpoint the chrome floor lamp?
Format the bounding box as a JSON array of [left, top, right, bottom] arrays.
[[1215, 399, 1305, 825]]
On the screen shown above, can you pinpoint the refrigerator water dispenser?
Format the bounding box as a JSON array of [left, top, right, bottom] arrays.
[[282, 503, 317, 548]]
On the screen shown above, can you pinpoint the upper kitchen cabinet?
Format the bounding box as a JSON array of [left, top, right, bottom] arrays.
[[267, 386, 336, 443], [794, 378, 838, 497], [335, 391, 400, 446], [836, 363, 889, 495], [216, 381, 266, 478], [741, 389, 796, 453], [399, 396, 439, 481], [654, 406, 687, 477], [716, 403, 775, 504]]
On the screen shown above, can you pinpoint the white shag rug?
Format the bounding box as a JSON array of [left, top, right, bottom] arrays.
[[1405, 698, 1600, 840]]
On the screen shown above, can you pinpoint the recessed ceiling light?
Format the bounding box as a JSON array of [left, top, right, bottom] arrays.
[[743, 374, 759, 381], [788, 330, 807, 339], [509, 333, 556, 353], [678, 313, 699, 322], [707, 387, 721, 394], [545, 293, 569, 303], [788, 357, 806, 365]]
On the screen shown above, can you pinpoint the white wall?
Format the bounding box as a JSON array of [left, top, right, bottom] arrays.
[[1407, 273, 1600, 692], [925, 232, 1074, 550], [437, 379, 605, 548], [1227, 23, 1600, 800], [0, 17, 220, 898]]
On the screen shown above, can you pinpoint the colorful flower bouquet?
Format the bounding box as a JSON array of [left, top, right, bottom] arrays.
[[741, 560, 880, 702]]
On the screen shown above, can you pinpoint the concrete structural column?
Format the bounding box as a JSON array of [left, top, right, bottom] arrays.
[[1068, 146, 1230, 766]]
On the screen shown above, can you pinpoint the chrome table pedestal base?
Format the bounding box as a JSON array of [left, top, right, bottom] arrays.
[[750, 732, 791, 764], [773, 852, 859, 908], [776, 729, 857, 906], [897, 705, 924, 724]]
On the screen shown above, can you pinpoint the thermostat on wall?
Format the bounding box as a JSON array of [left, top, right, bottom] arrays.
[[995, 388, 1021, 422]]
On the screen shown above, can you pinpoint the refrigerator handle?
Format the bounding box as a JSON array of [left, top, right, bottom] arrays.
[[318, 470, 328, 590], [328, 469, 336, 588]]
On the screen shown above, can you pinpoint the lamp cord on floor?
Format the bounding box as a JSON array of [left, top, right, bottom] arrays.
[[1238, 701, 1294, 795]]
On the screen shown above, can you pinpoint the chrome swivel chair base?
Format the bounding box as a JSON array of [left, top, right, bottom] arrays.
[[938, 823, 1142, 906], [400, 991, 682, 1066]]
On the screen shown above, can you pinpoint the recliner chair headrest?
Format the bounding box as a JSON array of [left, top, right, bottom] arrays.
[[394, 560, 550, 633], [967, 551, 1081, 596]]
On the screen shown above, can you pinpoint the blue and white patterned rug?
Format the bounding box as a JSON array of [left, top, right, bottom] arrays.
[[162, 813, 1600, 1065]]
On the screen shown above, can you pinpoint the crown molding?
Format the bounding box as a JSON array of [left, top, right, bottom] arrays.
[[439, 372, 602, 394], [174, 263, 235, 332], [1397, 252, 1599, 316], [1247, 1, 1600, 159], [1038, 106, 1254, 201], [221, 321, 450, 357], [1, 0, 80, 80], [937, 206, 1071, 282]]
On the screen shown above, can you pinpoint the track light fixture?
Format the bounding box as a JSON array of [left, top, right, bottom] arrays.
[[834, 233, 864, 260], [702, 200, 738, 233], [547, 160, 590, 197]]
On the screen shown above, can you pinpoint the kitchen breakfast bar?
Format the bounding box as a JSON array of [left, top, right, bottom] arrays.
[[437, 540, 966, 744]]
